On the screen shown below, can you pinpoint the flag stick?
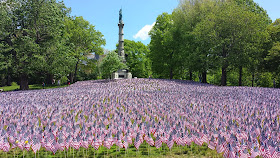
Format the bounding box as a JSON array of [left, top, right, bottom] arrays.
[[73, 147, 74, 158], [191, 143, 193, 157], [83, 148, 85, 158], [64, 149, 66, 158], [148, 144, 150, 156], [170, 148, 171, 156]]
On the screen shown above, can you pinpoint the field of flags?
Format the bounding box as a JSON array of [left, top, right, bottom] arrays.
[[0, 78, 280, 158]]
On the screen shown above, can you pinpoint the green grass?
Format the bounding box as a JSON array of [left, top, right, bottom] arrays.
[[0, 142, 223, 158], [0, 84, 68, 92]]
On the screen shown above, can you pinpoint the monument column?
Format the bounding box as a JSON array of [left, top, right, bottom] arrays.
[[118, 9, 125, 62], [112, 9, 132, 79]]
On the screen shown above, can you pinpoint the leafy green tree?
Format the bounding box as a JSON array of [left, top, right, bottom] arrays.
[[64, 16, 105, 83], [76, 56, 98, 81], [231, 0, 271, 86], [0, 2, 13, 86], [100, 51, 127, 79], [173, 0, 218, 82], [265, 19, 280, 86], [0, 0, 68, 90], [192, 0, 268, 86], [149, 13, 184, 79], [233, 0, 271, 24], [116, 39, 151, 78]]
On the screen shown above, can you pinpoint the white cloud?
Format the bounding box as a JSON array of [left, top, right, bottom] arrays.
[[133, 22, 155, 40]]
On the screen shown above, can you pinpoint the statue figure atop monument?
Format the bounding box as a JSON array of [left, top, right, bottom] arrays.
[[119, 9, 122, 23]]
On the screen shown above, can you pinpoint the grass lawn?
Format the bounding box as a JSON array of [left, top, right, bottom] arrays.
[[0, 142, 224, 158], [0, 84, 68, 92]]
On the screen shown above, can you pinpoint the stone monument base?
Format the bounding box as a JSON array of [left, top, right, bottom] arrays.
[[112, 69, 132, 79]]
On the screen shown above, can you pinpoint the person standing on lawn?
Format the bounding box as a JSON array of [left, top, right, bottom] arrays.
[[42, 82, 45, 89]]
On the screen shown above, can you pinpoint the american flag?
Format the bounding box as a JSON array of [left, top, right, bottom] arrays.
[[240, 148, 249, 158], [208, 136, 216, 150], [175, 132, 184, 146], [2, 137, 10, 152], [56, 134, 65, 151], [223, 143, 235, 158], [123, 136, 129, 150], [145, 133, 154, 146], [103, 134, 111, 149], [166, 134, 174, 149], [154, 134, 162, 149], [134, 133, 141, 150], [272, 146, 280, 158], [216, 136, 227, 154], [116, 134, 124, 148]]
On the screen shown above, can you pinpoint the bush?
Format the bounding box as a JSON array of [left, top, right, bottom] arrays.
[[256, 72, 273, 87], [11, 82, 18, 86], [60, 76, 68, 85]]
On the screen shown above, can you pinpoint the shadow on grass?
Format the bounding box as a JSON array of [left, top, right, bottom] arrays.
[[0, 142, 224, 158]]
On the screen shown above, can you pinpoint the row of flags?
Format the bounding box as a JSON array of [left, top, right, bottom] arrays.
[[0, 79, 279, 158]]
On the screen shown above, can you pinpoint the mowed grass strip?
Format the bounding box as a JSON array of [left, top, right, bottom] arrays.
[[0, 142, 223, 158], [0, 84, 68, 92]]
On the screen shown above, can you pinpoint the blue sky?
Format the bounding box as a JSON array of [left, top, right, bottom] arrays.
[[63, 0, 279, 51]]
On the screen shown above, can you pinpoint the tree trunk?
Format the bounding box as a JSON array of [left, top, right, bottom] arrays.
[[202, 71, 207, 83], [6, 67, 11, 86], [189, 71, 193, 81], [7, 74, 11, 86], [221, 66, 227, 86], [46, 73, 54, 85], [73, 59, 79, 83], [169, 67, 173, 79], [238, 66, 242, 86], [251, 73, 254, 87], [70, 72, 74, 84], [221, 47, 227, 86], [20, 73, 29, 90], [0, 75, 5, 87]]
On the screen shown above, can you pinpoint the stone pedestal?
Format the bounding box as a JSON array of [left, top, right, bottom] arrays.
[[112, 69, 132, 79]]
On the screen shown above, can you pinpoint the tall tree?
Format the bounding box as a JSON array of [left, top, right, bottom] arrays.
[[193, 0, 268, 86], [0, 0, 68, 90], [232, 0, 271, 86], [174, 0, 218, 82], [265, 19, 280, 84], [64, 16, 105, 83], [149, 13, 183, 79]]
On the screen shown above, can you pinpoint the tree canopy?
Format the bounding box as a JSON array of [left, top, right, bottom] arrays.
[[148, 0, 274, 87], [0, 0, 105, 89]]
